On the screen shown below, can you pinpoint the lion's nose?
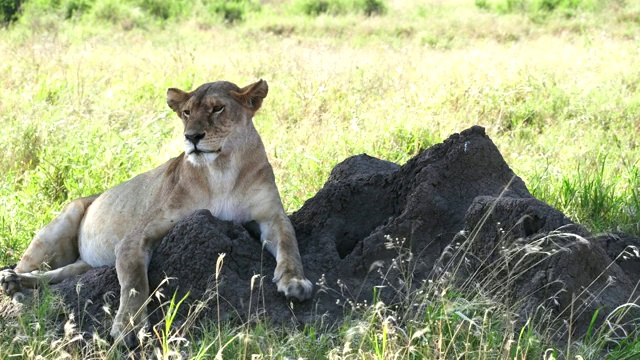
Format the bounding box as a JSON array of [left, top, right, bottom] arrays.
[[185, 133, 205, 145]]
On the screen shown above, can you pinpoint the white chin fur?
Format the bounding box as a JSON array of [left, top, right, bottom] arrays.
[[187, 152, 219, 166]]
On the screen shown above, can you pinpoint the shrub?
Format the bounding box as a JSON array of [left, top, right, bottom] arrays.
[[90, 0, 144, 28], [213, 1, 244, 23], [0, 0, 22, 22], [360, 0, 386, 16], [294, 0, 387, 17], [476, 0, 606, 15], [16, 0, 96, 22], [475, 0, 491, 10], [62, 0, 94, 18], [139, 0, 192, 20], [298, 0, 330, 16], [7, 0, 262, 25], [204, 0, 260, 24]]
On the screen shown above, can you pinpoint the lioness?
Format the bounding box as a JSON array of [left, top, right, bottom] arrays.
[[0, 79, 313, 346]]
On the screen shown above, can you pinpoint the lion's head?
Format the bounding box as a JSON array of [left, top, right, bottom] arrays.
[[166, 80, 268, 165]]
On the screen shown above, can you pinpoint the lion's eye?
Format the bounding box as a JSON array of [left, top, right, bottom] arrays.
[[212, 105, 224, 114], [182, 109, 190, 118]]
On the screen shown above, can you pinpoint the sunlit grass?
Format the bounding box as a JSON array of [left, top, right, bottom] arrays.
[[0, 0, 639, 358]]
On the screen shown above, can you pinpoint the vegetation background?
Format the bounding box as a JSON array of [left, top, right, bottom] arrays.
[[0, 0, 638, 358]]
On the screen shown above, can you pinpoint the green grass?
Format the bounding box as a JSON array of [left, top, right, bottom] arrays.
[[0, 0, 639, 358]]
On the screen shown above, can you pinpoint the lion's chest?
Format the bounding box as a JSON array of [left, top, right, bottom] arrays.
[[205, 170, 252, 223], [207, 196, 251, 223]]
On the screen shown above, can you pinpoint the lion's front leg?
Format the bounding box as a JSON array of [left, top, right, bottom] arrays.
[[110, 214, 178, 348], [110, 239, 151, 348], [259, 212, 313, 301]]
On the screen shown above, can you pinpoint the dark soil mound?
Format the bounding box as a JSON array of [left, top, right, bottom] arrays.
[[19, 126, 640, 340], [456, 196, 638, 341]]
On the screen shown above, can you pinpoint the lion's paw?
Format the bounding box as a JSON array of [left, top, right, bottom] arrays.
[[275, 275, 313, 301], [0, 269, 22, 297], [110, 321, 147, 349]]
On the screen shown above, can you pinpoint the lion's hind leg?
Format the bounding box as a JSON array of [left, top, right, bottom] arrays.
[[0, 195, 98, 297], [1, 259, 92, 298]]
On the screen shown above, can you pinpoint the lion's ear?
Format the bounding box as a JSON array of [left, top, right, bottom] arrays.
[[232, 79, 269, 112], [167, 88, 190, 113]]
